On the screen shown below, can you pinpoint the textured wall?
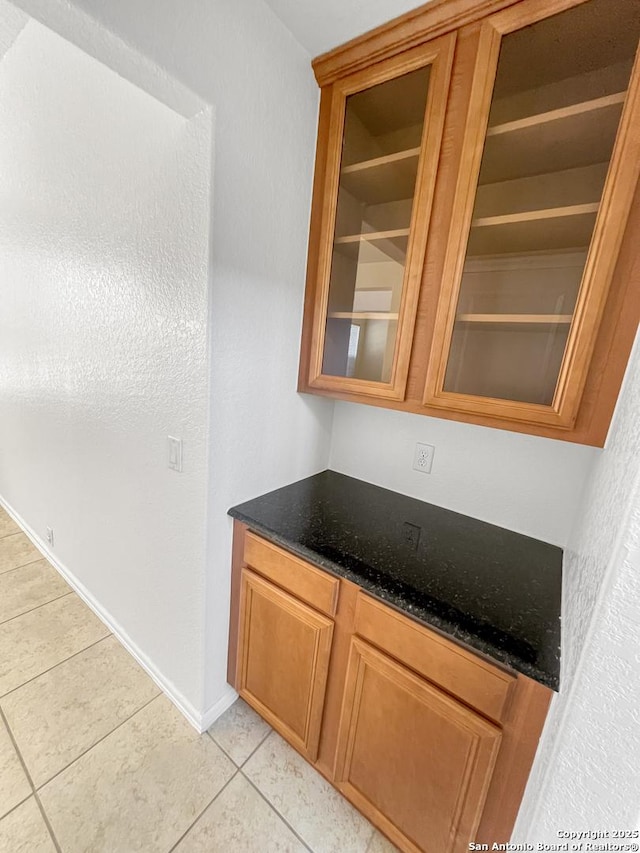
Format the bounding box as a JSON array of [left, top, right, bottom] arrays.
[[0, 1, 26, 59], [196, 0, 336, 711], [515, 331, 640, 836], [0, 19, 212, 712], [330, 403, 596, 545], [29, 0, 338, 715]]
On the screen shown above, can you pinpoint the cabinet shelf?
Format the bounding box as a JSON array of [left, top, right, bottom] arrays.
[[472, 202, 599, 228], [334, 228, 409, 263], [340, 149, 421, 205], [486, 92, 626, 138], [480, 92, 626, 184], [456, 313, 573, 324], [335, 228, 410, 243], [342, 147, 421, 173], [328, 312, 399, 320], [467, 203, 598, 255]]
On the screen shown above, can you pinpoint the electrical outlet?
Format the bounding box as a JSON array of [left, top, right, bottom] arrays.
[[46, 527, 54, 547], [168, 436, 183, 472], [413, 442, 435, 474], [403, 522, 421, 551]]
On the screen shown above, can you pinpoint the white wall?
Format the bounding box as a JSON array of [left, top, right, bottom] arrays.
[[515, 330, 640, 835], [10, 0, 337, 718], [0, 18, 212, 718], [0, 1, 26, 59], [330, 403, 596, 545], [197, 0, 336, 712]]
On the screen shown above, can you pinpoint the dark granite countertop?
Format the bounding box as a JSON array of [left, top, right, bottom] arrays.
[[229, 470, 562, 690]]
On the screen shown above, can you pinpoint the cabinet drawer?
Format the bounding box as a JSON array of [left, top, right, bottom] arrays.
[[354, 594, 514, 723], [244, 532, 339, 616]]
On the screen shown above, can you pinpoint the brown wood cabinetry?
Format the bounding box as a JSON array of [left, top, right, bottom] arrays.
[[228, 523, 552, 853], [334, 638, 502, 853], [236, 569, 334, 761], [298, 0, 640, 446]]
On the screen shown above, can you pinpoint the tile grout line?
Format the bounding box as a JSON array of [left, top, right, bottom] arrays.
[[205, 731, 238, 768], [34, 691, 163, 792], [241, 730, 380, 852], [33, 792, 63, 853], [238, 726, 273, 767], [0, 791, 32, 822], [0, 531, 39, 544], [0, 705, 62, 852], [166, 768, 240, 853], [0, 527, 22, 540], [206, 722, 271, 770], [240, 769, 314, 853], [0, 590, 75, 627], [0, 554, 46, 576], [0, 557, 50, 578], [0, 556, 48, 577], [168, 722, 278, 851], [0, 633, 112, 702]]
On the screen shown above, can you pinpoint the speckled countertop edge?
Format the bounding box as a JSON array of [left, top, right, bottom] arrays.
[[229, 510, 560, 691]]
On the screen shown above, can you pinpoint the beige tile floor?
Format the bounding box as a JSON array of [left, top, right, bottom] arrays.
[[0, 507, 397, 853]]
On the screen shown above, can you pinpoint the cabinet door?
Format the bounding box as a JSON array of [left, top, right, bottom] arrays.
[[236, 569, 334, 761], [334, 638, 501, 853], [305, 33, 455, 400], [424, 0, 640, 428]]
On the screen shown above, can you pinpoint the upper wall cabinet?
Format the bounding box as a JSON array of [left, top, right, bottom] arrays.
[[306, 36, 456, 399], [424, 0, 640, 428], [299, 0, 640, 446]]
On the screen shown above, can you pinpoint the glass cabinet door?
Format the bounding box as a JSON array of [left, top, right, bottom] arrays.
[[308, 35, 456, 399], [425, 0, 640, 427]]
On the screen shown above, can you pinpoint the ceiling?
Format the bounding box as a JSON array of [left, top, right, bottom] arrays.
[[262, 0, 430, 58]]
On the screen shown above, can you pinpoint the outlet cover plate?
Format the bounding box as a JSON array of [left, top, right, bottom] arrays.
[[413, 442, 435, 474]]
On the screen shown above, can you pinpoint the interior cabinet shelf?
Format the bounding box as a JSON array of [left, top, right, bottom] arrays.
[[456, 313, 573, 324], [486, 91, 626, 138], [472, 202, 599, 228], [328, 312, 399, 320], [334, 228, 410, 263], [342, 147, 421, 173], [340, 148, 421, 205], [467, 206, 598, 256], [480, 93, 626, 184], [335, 228, 410, 243]]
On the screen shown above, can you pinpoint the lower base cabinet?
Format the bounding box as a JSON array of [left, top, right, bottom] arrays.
[[236, 569, 334, 761], [334, 638, 502, 853], [228, 524, 552, 853]]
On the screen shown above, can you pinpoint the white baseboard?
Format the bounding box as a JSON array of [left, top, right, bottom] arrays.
[[201, 684, 238, 731], [0, 495, 236, 733]]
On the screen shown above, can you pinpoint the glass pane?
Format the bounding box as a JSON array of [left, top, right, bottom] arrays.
[[444, 0, 640, 405], [322, 65, 431, 383]]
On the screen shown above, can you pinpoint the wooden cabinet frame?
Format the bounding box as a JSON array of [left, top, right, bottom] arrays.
[[299, 0, 640, 446], [422, 0, 640, 428], [305, 34, 456, 400], [228, 523, 553, 851]]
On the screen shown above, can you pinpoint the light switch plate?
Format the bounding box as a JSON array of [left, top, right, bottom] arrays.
[[168, 436, 183, 472]]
